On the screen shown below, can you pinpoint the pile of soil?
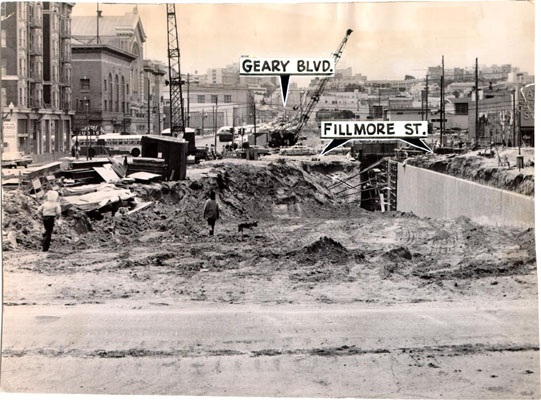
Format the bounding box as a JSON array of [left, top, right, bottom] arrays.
[[286, 237, 354, 283], [1, 191, 91, 251], [295, 236, 350, 265], [407, 152, 534, 196], [410, 219, 535, 281], [383, 246, 412, 261], [2, 161, 361, 251]]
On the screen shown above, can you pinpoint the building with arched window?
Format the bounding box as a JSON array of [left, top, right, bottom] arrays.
[[70, 8, 164, 134], [1, 2, 74, 156]]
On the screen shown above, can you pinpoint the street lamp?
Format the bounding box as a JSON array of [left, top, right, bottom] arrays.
[[201, 110, 208, 135], [84, 99, 92, 160], [2, 102, 14, 119]]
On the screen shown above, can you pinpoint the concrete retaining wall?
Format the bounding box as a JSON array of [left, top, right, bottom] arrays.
[[396, 163, 534, 229]]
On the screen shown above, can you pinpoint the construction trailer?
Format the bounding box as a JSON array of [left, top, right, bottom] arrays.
[[141, 135, 188, 180]]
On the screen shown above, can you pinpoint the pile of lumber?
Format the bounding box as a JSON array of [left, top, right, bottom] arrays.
[[126, 157, 167, 178]]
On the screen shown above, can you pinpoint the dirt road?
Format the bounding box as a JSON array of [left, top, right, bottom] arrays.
[[1, 302, 538, 397]]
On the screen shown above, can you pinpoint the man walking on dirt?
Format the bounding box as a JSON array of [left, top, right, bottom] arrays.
[[203, 191, 220, 235], [37, 190, 62, 252]]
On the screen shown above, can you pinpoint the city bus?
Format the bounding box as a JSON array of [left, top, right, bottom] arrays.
[[74, 134, 143, 157]]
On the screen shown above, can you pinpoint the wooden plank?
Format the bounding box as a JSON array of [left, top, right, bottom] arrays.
[[93, 165, 120, 183], [127, 172, 162, 182], [25, 162, 62, 180], [125, 201, 153, 215]]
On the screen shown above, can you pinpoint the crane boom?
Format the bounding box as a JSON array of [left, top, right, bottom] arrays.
[[269, 29, 353, 147], [295, 29, 353, 135], [166, 4, 185, 137]]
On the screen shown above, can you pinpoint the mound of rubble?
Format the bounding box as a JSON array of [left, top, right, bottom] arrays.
[[406, 149, 534, 196], [2, 161, 362, 251]]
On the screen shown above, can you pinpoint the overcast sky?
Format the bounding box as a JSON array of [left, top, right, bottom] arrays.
[[72, 1, 535, 81]]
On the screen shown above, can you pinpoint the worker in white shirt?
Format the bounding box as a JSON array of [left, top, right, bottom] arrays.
[[37, 190, 62, 252]]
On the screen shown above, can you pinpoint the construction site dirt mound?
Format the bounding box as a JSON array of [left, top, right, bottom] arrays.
[[294, 236, 350, 265], [407, 149, 534, 196], [3, 160, 536, 304], [2, 161, 363, 251], [383, 246, 413, 261], [304, 236, 348, 255]]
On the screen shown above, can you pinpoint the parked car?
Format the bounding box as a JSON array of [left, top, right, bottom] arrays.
[[251, 146, 271, 156], [279, 145, 317, 156]]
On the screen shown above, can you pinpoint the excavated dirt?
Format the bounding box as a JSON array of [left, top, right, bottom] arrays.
[[406, 148, 534, 196], [1, 159, 537, 308], [2, 161, 362, 252], [1, 158, 538, 397]]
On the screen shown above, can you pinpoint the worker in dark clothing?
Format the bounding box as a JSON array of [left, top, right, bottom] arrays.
[[37, 190, 62, 252], [203, 190, 220, 235]]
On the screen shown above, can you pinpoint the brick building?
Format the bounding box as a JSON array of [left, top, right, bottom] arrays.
[[71, 44, 137, 133], [1, 1, 74, 156], [71, 9, 156, 134]]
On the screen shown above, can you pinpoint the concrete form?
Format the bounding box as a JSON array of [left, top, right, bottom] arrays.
[[396, 163, 534, 230]]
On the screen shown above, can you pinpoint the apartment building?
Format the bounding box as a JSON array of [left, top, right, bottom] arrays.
[[1, 1, 74, 155]]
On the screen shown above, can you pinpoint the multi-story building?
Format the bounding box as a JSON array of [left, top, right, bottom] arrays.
[[71, 43, 137, 133], [428, 63, 517, 84], [143, 60, 166, 134], [162, 83, 255, 131], [308, 70, 367, 92], [365, 79, 420, 91], [388, 96, 414, 110], [468, 93, 513, 146], [385, 107, 424, 122], [1, 1, 74, 156], [207, 64, 238, 85], [71, 8, 154, 134], [446, 98, 469, 130]]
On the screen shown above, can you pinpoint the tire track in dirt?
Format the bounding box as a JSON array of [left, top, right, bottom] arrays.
[[3, 343, 538, 359]]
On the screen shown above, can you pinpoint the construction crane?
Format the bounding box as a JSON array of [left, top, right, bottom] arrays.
[[269, 29, 353, 147], [166, 4, 186, 138]]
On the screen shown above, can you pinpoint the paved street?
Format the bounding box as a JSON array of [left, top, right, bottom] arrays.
[[195, 133, 227, 153], [1, 302, 539, 397]]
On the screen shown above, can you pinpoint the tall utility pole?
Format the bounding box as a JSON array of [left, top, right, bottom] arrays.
[[201, 109, 205, 134], [512, 89, 516, 146], [166, 4, 185, 137], [425, 75, 429, 121], [253, 101, 257, 140], [440, 76, 443, 146], [518, 104, 522, 156], [186, 73, 190, 127], [157, 92, 161, 134], [96, 3, 101, 44], [85, 100, 91, 160], [475, 57, 479, 146], [442, 55, 445, 137], [214, 96, 218, 152], [147, 77, 151, 135]]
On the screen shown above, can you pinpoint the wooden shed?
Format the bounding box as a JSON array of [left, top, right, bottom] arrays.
[[141, 135, 188, 180]]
